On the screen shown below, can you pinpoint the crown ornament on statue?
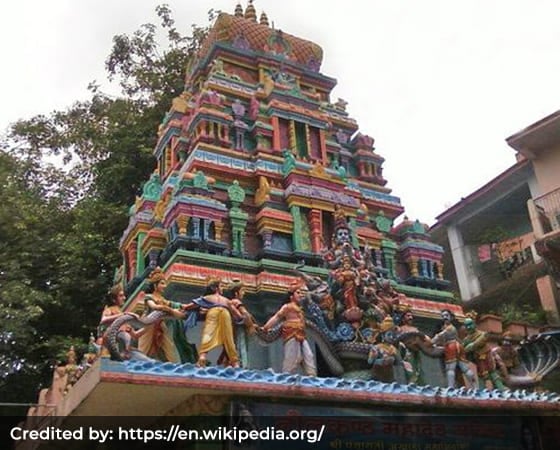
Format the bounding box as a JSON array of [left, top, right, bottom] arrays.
[[205, 275, 222, 286], [395, 303, 412, 314], [379, 316, 396, 333], [148, 267, 166, 284], [465, 310, 478, 321], [333, 204, 349, 231], [289, 278, 305, 293], [228, 278, 244, 290]]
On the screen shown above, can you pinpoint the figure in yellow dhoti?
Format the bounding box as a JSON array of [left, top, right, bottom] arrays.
[[216, 280, 257, 366], [193, 277, 245, 368]]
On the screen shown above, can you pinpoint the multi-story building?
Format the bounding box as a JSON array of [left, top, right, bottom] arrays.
[[431, 110, 560, 328]]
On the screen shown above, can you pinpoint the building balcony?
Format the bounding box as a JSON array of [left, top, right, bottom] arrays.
[[531, 187, 560, 234], [528, 189, 560, 275]]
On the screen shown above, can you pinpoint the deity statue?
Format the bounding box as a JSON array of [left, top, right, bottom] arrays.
[[492, 331, 521, 382], [97, 285, 139, 359], [367, 317, 400, 383], [262, 280, 317, 376], [431, 309, 476, 389], [323, 205, 362, 270], [188, 277, 246, 368], [463, 317, 506, 390], [333, 255, 362, 324], [137, 268, 198, 364], [374, 280, 401, 317], [326, 206, 365, 329], [394, 306, 430, 384]]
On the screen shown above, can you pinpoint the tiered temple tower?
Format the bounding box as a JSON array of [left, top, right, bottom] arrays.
[[20, 3, 560, 436], [117, 2, 452, 319]]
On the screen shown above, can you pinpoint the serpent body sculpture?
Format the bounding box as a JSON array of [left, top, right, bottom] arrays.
[[503, 330, 560, 387], [105, 310, 171, 361], [252, 318, 345, 376], [104, 283, 560, 388], [252, 318, 437, 376]]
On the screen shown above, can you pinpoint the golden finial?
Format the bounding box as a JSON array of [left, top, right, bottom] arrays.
[[234, 2, 243, 17], [259, 11, 269, 26], [245, 0, 257, 22]]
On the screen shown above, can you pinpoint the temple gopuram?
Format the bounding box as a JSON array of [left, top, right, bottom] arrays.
[[20, 2, 560, 449], [120, 2, 455, 341]]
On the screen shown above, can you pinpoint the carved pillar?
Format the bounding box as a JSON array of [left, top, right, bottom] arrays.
[[261, 229, 273, 249], [375, 249, 383, 268], [358, 161, 365, 178], [300, 212, 312, 252], [290, 206, 304, 251], [288, 120, 296, 153], [427, 260, 434, 279], [222, 124, 231, 146], [214, 221, 224, 241], [436, 263, 444, 280], [128, 240, 137, 280], [349, 217, 359, 248], [420, 258, 428, 277], [305, 124, 312, 159], [409, 257, 419, 277], [271, 116, 281, 151], [319, 129, 327, 162], [136, 232, 146, 275], [177, 215, 188, 235], [229, 212, 248, 255], [228, 180, 248, 256], [192, 217, 201, 239], [381, 239, 398, 280], [309, 210, 322, 253], [203, 220, 210, 241], [235, 129, 245, 150], [165, 146, 172, 176]]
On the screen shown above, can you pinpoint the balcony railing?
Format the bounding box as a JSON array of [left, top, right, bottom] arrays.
[[529, 187, 560, 236]]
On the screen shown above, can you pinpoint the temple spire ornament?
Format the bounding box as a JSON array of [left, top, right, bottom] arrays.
[[244, 0, 257, 22], [234, 2, 243, 17]]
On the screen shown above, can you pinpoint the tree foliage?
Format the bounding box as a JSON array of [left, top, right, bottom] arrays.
[[0, 5, 211, 406]]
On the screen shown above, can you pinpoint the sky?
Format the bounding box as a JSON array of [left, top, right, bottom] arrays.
[[1, 0, 560, 226]]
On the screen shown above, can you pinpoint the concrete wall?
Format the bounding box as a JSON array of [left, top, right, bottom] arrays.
[[532, 142, 560, 196]]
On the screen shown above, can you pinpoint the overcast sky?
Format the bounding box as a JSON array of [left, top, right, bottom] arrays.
[[1, 1, 559, 226]]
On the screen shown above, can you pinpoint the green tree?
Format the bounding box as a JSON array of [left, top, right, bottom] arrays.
[[0, 152, 75, 408], [0, 5, 212, 406]]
